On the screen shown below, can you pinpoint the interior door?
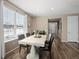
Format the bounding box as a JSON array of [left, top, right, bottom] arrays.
[[67, 16, 78, 42]]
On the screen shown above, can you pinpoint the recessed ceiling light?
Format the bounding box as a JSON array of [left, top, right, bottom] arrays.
[[51, 8, 54, 10]]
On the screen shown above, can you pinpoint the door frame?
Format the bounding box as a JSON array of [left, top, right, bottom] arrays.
[[48, 18, 61, 35]]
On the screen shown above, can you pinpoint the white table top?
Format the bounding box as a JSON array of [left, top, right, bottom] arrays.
[[18, 35, 47, 47]]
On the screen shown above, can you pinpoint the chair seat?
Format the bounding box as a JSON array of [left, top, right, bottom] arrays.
[[39, 47, 49, 51], [39, 43, 50, 51]]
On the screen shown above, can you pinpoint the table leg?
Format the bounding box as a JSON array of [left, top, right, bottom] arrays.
[[26, 45, 39, 59]]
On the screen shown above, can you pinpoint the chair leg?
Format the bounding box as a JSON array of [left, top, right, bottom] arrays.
[[27, 46, 28, 54], [50, 51, 51, 59], [19, 45, 21, 54], [27, 45, 31, 54]]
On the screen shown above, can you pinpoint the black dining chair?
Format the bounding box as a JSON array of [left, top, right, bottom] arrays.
[[26, 33, 32, 53], [26, 33, 30, 37], [18, 34, 29, 53], [31, 32, 34, 35], [18, 34, 25, 40], [39, 30, 46, 35], [39, 33, 54, 59]]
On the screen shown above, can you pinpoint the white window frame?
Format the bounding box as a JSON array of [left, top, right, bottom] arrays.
[[3, 5, 26, 43]]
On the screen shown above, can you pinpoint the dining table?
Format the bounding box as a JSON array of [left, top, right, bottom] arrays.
[[18, 35, 47, 59]]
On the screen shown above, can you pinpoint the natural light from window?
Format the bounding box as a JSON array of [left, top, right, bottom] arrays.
[[3, 6, 25, 42]]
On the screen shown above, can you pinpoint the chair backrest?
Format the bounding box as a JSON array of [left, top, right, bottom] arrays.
[[47, 33, 52, 41], [18, 34, 25, 40], [39, 30, 46, 35], [31, 32, 34, 35], [26, 33, 30, 37], [49, 33, 54, 49]]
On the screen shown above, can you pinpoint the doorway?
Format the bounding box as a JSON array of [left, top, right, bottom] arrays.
[[48, 18, 61, 37], [48, 22, 58, 35]]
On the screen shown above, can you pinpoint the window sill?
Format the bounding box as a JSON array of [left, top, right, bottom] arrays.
[[4, 37, 18, 43]]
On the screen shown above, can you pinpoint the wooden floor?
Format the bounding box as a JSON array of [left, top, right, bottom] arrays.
[[53, 42, 79, 59], [5, 42, 79, 59]]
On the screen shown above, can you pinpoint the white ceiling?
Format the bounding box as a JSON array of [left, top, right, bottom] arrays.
[[8, 0, 79, 16]]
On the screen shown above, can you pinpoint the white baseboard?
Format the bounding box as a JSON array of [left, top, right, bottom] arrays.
[[62, 41, 79, 43]]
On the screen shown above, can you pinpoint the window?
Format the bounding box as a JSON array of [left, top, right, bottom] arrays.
[[3, 6, 15, 41], [3, 6, 25, 42], [16, 12, 24, 35]]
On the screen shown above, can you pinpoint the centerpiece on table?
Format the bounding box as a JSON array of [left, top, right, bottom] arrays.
[[34, 30, 41, 38]]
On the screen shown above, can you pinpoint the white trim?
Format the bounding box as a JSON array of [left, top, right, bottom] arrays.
[[4, 37, 18, 43], [0, 0, 5, 59]]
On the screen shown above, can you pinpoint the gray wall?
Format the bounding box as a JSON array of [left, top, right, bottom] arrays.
[[31, 14, 79, 42]]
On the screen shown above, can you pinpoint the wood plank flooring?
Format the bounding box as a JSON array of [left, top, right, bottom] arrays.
[[5, 42, 79, 59], [53, 42, 79, 59]]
